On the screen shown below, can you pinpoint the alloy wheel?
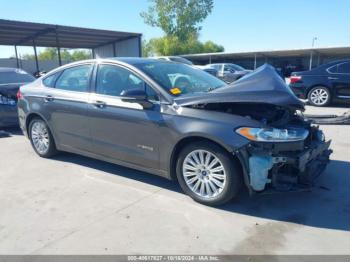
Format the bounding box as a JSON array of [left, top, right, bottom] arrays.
[[182, 149, 226, 198], [310, 88, 329, 106], [31, 121, 50, 154]]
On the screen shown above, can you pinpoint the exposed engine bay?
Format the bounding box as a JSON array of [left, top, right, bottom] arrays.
[[189, 102, 297, 127], [174, 65, 332, 194], [188, 101, 332, 194]]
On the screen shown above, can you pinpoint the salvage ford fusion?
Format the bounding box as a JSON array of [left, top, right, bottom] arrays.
[[17, 58, 332, 206]]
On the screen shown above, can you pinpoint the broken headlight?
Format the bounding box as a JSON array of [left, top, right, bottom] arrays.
[[236, 127, 309, 142]]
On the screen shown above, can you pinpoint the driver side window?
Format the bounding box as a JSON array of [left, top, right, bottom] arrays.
[[96, 64, 159, 101]]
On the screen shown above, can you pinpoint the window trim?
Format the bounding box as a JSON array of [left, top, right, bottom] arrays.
[[326, 62, 350, 75], [53, 63, 94, 93], [42, 70, 62, 88], [41, 62, 94, 91], [93, 62, 161, 102]]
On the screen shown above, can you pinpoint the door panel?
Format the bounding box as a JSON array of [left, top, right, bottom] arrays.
[[88, 94, 162, 169], [88, 63, 162, 169], [43, 89, 91, 151], [41, 64, 93, 151], [330, 62, 350, 97]]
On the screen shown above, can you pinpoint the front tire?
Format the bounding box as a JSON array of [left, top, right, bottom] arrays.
[[176, 141, 242, 206], [307, 86, 331, 106], [29, 118, 57, 158]]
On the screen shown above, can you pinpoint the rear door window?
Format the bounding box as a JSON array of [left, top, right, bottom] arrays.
[[43, 72, 61, 87], [55, 64, 93, 92]]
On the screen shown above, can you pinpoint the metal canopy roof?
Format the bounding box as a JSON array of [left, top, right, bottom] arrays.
[[182, 46, 350, 61], [0, 19, 141, 49]]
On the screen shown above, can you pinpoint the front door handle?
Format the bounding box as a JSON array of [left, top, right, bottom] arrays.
[[44, 95, 54, 102], [92, 100, 106, 108]]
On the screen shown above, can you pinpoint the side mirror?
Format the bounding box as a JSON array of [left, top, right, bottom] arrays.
[[121, 89, 153, 109]]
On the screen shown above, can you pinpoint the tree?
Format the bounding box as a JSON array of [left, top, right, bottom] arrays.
[[141, 0, 224, 56], [146, 36, 223, 56], [141, 0, 213, 41], [22, 48, 91, 61]]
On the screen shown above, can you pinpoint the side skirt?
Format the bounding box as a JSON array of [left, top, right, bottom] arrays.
[[57, 144, 170, 180]]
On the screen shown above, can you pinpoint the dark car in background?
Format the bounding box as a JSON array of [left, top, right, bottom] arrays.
[[18, 59, 331, 206], [0, 68, 35, 127], [289, 60, 350, 106], [208, 63, 252, 83]]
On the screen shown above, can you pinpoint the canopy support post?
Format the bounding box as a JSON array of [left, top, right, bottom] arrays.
[[14, 45, 19, 68], [113, 42, 116, 57], [55, 27, 62, 66], [254, 53, 257, 69], [33, 40, 39, 73]]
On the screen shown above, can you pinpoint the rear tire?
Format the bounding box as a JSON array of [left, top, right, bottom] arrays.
[[307, 86, 331, 107], [176, 141, 242, 206], [29, 118, 58, 158]]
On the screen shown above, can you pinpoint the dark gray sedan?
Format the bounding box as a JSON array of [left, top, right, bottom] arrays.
[[17, 58, 331, 206]]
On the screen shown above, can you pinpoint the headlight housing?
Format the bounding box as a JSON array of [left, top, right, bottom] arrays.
[[236, 127, 309, 142]]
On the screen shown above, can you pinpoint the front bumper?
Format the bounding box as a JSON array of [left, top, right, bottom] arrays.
[[237, 133, 332, 194]]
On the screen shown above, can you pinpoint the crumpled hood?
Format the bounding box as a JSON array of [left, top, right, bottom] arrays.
[[174, 64, 304, 111], [0, 83, 21, 99]]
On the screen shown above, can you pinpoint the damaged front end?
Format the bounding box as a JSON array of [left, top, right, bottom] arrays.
[[176, 64, 332, 194], [235, 124, 332, 193], [195, 101, 332, 193]]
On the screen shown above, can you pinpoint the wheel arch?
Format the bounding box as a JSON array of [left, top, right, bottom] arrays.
[[26, 112, 46, 133], [307, 84, 331, 97], [307, 85, 332, 106], [168, 136, 243, 181], [25, 112, 56, 142]]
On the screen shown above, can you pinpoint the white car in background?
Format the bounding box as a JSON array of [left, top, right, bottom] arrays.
[[154, 56, 218, 77]]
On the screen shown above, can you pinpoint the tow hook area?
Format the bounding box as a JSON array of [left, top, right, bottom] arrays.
[[248, 155, 287, 191]]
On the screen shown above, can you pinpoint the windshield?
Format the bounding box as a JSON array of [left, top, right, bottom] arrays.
[[134, 61, 226, 96], [0, 70, 35, 84]]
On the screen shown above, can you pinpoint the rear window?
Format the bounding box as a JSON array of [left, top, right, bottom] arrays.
[[338, 62, 350, 74], [0, 69, 35, 84], [328, 65, 338, 73], [43, 71, 61, 87]]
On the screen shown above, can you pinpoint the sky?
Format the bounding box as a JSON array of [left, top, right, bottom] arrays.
[[0, 0, 349, 57]]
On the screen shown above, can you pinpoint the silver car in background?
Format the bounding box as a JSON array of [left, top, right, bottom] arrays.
[[208, 63, 252, 83]]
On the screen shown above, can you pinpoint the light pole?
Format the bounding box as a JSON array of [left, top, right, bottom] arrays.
[[309, 37, 318, 70]]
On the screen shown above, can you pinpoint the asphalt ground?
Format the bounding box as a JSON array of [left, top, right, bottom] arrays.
[[0, 105, 349, 255]]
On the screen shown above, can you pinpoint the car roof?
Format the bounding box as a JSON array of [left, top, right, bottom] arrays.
[[324, 59, 350, 66], [311, 59, 350, 71], [107, 57, 180, 65]]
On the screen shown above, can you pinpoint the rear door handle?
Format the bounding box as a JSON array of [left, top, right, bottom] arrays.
[[92, 100, 106, 108], [44, 95, 54, 102], [328, 77, 338, 80]]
